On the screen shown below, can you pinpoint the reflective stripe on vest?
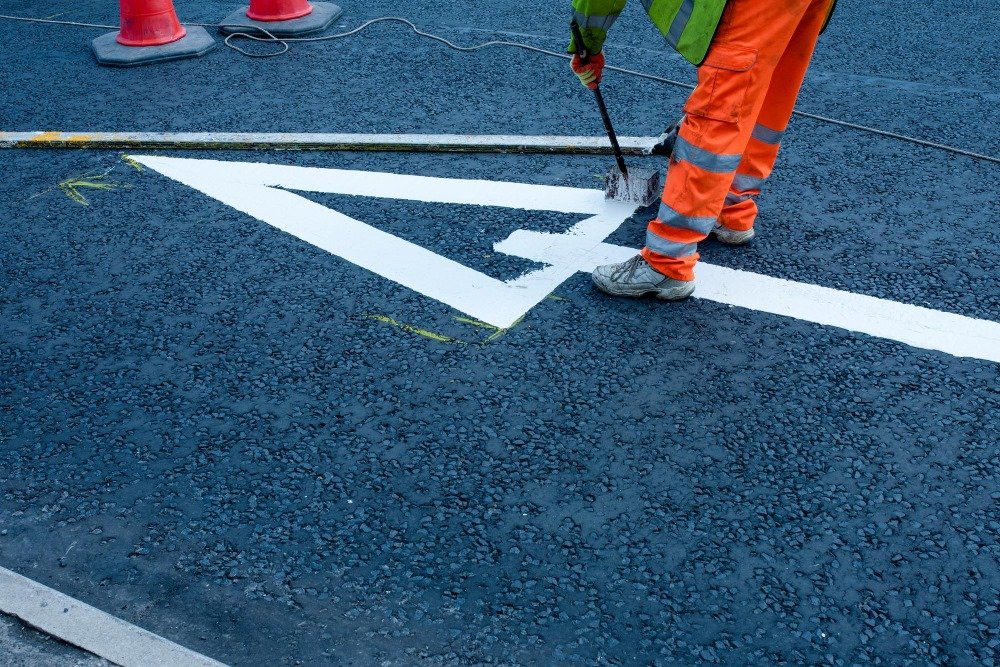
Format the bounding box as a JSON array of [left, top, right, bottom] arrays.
[[674, 136, 742, 173], [642, 0, 728, 65], [657, 202, 716, 235], [572, 10, 621, 31], [646, 230, 698, 258], [667, 0, 695, 46]]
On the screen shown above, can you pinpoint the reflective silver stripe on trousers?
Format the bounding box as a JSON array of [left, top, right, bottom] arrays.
[[731, 173, 766, 193], [751, 123, 784, 145], [725, 192, 752, 206], [645, 230, 698, 258], [657, 202, 716, 235], [641, 0, 655, 12], [673, 136, 742, 173], [572, 10, 621, 31], [667, 0, 696, 46]]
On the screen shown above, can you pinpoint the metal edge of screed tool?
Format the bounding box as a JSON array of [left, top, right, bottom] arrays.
[[604, 163, 660, 206]]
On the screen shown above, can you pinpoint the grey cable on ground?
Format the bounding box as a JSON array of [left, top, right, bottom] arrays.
[[0, 14, 116, 29], [1, 13, 998, 165]]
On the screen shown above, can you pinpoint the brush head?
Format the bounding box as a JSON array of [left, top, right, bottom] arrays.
[[604, 165, 661, 207]]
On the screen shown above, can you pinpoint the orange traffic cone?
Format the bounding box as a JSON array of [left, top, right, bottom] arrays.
[[92, 0, 216, 66], [116, 0, 187, 46], [220, 0, 342, 37], [246, 0, 314, 22]]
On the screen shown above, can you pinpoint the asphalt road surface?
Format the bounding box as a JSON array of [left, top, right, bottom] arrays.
[[1, 0, 998, 664]]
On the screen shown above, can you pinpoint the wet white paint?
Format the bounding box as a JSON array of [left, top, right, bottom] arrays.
[[132, 155, 636, 329], [586, 241, 1000, 364], [134, 155, 1000, 363]]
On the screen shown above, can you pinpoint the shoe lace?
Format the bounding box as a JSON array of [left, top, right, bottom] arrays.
[[614, 255, 646, 282]]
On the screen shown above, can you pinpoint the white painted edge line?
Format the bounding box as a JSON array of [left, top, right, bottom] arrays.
[[0, 566, 228, 667], [0, 131, 657, 152], [694, 262, 1000, 365], [581, 242, 1000, 364]]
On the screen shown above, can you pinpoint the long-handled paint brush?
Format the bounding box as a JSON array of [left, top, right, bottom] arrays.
[[571, 20, 660, 207]]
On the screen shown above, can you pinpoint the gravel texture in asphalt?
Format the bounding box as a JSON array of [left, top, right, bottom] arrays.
[[1, 0, 998, 665]]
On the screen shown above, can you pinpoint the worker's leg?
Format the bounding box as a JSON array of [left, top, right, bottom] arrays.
[[719, 0, 835, 233], [642, 0, 819, 281]]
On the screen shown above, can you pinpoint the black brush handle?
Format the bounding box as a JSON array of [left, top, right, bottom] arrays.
[[571, 20, 628, 177]]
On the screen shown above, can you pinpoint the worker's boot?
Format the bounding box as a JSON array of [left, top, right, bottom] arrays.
[[711, 222, 755, 245], [592, 255, 695, 300]]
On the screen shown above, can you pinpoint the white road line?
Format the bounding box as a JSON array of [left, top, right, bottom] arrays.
[[0, 567, 227, 667], [579, 241, 1000, 364], [0, 131, 656, 154], [134, 155, 1000, 364]]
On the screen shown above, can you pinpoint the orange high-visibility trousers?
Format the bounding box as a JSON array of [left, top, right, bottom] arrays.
[[642, 0, 833, 281]]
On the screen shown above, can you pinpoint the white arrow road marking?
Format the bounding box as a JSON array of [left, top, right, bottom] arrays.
[[132, 155, 636, 329], [134, 155, 1000, 363]]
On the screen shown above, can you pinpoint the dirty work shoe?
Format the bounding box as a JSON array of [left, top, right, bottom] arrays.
[[711, 222, 756, 245], [591, 255, 695, 300]]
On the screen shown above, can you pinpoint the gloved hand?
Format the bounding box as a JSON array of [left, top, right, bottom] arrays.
[[571, 52, 605, 90]]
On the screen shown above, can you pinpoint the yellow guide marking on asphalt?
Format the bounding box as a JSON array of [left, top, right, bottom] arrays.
[[453, 315, 524, 342], [367, 315, 464, 344], [452, 316, 497, 330], [121, 154, 144, 171], [58, 173, 121, 206], [487, 314, 525, 341]]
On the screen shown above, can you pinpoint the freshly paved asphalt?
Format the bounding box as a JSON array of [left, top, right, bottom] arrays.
[[1, 0, 998, 665]]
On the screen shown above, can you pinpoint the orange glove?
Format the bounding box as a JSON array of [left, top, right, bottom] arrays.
[[571, 52, 605, 90]]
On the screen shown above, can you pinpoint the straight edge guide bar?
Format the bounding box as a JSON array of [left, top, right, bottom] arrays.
[[0, 131, 656, 155]]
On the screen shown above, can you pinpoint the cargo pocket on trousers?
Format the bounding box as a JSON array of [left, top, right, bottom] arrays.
[[683, 44, 757, 123]]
